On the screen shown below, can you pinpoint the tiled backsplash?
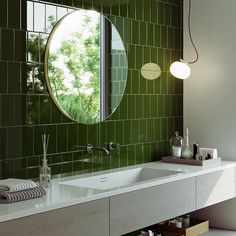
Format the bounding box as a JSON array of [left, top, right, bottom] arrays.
[[0, 0, 183, 179]]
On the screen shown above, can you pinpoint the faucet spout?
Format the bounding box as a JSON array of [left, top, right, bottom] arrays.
[[86, 144, 110, 155]]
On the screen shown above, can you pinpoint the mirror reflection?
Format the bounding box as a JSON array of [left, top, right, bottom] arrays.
[[45, 9, 128, 124]]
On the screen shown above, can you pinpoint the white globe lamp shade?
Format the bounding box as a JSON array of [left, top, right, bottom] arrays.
[[170, 61, 191, 79]]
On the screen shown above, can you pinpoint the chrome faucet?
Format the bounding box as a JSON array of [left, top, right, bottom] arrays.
[[86, 144, 110, 155]]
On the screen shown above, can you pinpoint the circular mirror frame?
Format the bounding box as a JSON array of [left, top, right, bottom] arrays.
[[44, 9, 128, 124]]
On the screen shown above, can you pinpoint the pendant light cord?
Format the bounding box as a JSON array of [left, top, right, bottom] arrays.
[[187, 0, 199, 64]]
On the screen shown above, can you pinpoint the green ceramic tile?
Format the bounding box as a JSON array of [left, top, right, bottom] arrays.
[[15, 30, 26, 62], [151, 0, 158, 23], [128, 44, 136, 69], [7, 127, 21, 159], [44, 125, 57, 154], [168, 117, 175, 138], [62, 162, 73, 173], [33, 126, 45, 156], [146, 119, 153, 142], [127, 145, 136, 165], [22, 126, 34, 157], [1, 95, 14, 126], [40, 95, 51, 124], [151, 142, 158, 161], [0, 128, 7, 160], [1, 29, 14, 61], [0, 62, 8, 93], [172, 5, 181, 27], [72, 159, 83, 172], [165, 95, 171, 117], [28, 156, 40, 167], [150, 95, 157, 118], [135, 144, 143, 164], [153, 118, 160, 141], [120, 0, 128, 17], [15, 158, 28, 179], [147, 79, 155, 95], [161, 25, 168, 48], [165, 3, 171, 26], [0, 0, 7, 28], [160, 118, 168, 140], [143, 0, 151, 22], [140, 22, 147, 45], [143, 143, 151, 162], [28, 166, 40, 179], [115, 121, 124, 144], [131, 20, 139, 45], [158, 95, 165, 117], [135, 0, 143, 20], [154, 24, 161, 47], [135, 95, 143, 119], [127, 95, 136, 119], [57, 124, 68, 153], [51, 163, 62, 175], [123, 18, 131, 44], [67, 123, 78, 151], [8, 62, 21, 93], [158, 48, 165, 71], [139, 119, 146, 142], [158, 1, 165, 24], [131, 120, 139, 143], [111, 3, 120, 16], [147, 23, 153, 46], [123, 120, 132, 144], [161, 72, 168, 94], [77, 124, 88, 146], [143, 46, 151, 64], [27, 95, 40, 125], [131, 70, 140, 94], [165, 49, 171, 71], [8, 0, 21, 29], [106, 121, 115, 143], [119, 95, 128, 119], [143, 95, 150, 118], [119, 146, 128, 167], [135, 45, 143, 70]]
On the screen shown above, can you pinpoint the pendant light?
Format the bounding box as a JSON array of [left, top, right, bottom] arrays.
[[170, 0, 198, 79]]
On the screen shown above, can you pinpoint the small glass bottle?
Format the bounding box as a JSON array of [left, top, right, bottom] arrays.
[[181, 128, 193, 159], [170, 131, 183, 158], [39, 158, 51, 188]]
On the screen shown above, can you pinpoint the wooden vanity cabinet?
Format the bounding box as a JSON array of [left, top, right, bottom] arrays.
[[196, 167, 236, 209], [0, 198, 109, 236], [109, 178, 196, 236]]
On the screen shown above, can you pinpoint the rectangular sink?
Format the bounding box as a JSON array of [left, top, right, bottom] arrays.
[[60, 167, 182, 190]]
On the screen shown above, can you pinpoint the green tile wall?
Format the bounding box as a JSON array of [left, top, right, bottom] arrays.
[[0, 0, 183, 179]]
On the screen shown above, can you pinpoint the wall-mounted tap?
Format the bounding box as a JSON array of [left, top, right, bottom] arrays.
[[106, 142, 120, 152], [86, 144, 110, 155]]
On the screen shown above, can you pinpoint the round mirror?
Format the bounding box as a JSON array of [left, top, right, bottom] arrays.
[[44, 9, 128, 124]]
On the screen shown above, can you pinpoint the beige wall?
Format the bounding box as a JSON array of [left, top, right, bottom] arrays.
[[184, 0, 236, 230]]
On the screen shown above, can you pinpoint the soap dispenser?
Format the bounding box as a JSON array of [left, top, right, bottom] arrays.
[[181, 128, 193, 159], [39, 134, 51, 188]]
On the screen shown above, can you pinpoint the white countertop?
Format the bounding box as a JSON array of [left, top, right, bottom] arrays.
[[0, 160, 236, 223]]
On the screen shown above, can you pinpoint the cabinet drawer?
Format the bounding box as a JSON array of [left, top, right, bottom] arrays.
[[110, 178, 196, 236], [196, 167, 236, 209], [0, 198, 109, 236]]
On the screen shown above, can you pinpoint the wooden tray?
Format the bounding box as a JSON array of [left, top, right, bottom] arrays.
[[162, 156, 221, 166], [160, 218, 209, 236]]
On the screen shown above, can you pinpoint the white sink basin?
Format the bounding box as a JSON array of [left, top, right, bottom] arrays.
[[60, 167, 182, 190]]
